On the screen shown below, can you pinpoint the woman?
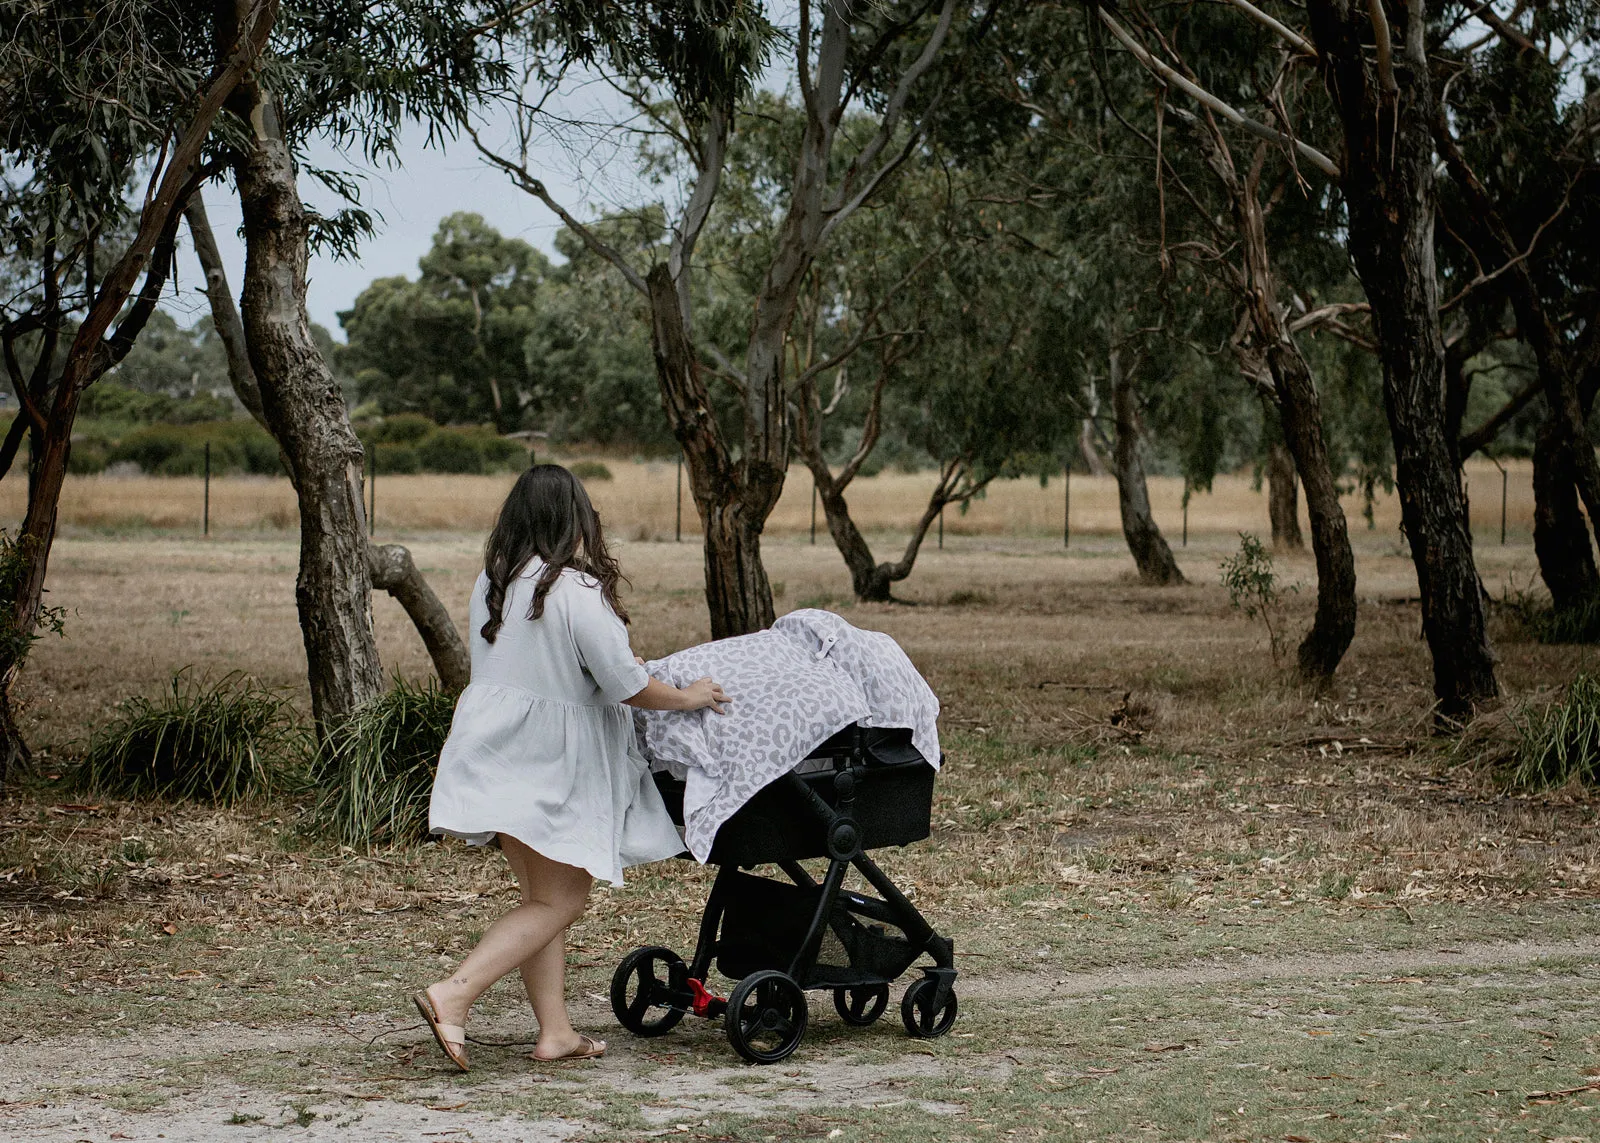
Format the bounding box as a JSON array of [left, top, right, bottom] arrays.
[[416, 464, 729, 1068]]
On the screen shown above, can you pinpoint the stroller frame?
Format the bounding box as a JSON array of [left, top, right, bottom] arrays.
[[610, 724, 958, 1064]]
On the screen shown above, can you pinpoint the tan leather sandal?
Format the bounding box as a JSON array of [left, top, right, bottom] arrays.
[[413, 989, 469, 1071], [530, 1033, 606, 1062]]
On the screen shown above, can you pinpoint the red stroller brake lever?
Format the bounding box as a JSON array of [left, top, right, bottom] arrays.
[[686, 977, 726, 1018]]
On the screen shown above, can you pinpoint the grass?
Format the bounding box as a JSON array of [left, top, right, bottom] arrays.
[[307, 677, 457, 848], [1511, 672, 1600, 789], [73, 670, 304, 803], [0, 527, 1596, 1138]]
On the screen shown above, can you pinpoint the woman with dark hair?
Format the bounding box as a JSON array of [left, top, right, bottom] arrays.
[[416, 464, 729, 1068]]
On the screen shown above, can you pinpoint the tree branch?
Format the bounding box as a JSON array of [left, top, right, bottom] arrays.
[[470, 125, 648, 296], [1095, 6, 1340, 178]]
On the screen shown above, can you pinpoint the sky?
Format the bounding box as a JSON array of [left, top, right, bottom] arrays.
[[165, 83, 661, 339]]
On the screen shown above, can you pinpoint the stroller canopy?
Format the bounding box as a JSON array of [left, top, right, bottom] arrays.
[[635, 609, 941, 861]]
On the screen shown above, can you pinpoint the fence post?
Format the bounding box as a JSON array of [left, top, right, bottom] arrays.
[[1063, 463, 1070, 549], [938, 504, 944, 550], [368, 446, 376, 535], [1493, 456, 1508, 545], [675, 455, 683, 543], [203, 441, 211, 537], [1182, 478, 1189, 548], [811, 483, 817, 545]]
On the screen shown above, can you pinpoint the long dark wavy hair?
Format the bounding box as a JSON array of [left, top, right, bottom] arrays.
[[480, 464, 628, 643]]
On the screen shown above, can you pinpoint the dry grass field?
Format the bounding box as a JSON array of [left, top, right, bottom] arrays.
[[1, 456, 1538, 542], [2, 504, 1598, 1141]]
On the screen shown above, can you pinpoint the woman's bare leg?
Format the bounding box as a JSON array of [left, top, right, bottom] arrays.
[[424, 836, 594, 1057], [501, 842, 589, 1056]]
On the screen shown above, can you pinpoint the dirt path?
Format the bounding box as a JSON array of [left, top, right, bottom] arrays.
[[5, 936, 1595, 1142]]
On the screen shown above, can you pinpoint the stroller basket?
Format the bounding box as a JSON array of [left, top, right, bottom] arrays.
[[612, 723, 957, 1064], [651, 725, 936, 864]]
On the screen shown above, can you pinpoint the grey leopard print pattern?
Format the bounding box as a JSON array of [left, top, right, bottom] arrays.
[[773, 609, 941, 768], [635, 611, 941, 862]]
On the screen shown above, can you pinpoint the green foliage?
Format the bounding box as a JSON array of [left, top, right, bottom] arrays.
[[308, 679, 456, 848], [0, 529, 67, 669], [568, 460, 614, 482], [1220, 533, 1296, 666], [339, 214, 546, 433], [1509, 674, 1600, 790], [75, 672, 306, 804], [107, 421, 283, 476]]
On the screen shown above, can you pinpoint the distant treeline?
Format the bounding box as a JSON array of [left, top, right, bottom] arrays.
[[6, 385, 531, 477]]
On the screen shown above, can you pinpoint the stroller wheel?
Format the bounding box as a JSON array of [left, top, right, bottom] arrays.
[[725, 970, 808, 1064], [832, 984, 890, 1027], [611, 946, 687, 1037], [900, 976, 958, 1039]]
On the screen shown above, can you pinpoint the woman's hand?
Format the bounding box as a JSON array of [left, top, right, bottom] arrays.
[[624, 674, 732, 714], [681, 676, 731, 715]]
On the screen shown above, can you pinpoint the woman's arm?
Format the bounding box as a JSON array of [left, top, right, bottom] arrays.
[[624, 674, 731, 715]]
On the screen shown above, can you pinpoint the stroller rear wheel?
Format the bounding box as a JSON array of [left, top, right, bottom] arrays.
[[832, 983, 890, 1026], [900, 975, 958, 1039], [725, 970, 808, 1064], [611, 946, 687, 1037]]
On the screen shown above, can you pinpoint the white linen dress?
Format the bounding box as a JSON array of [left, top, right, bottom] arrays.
[[428, 563, 685, 885]]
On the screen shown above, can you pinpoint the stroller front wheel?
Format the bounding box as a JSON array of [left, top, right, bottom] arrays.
[[901, 975, 958, 1039], [725, 970, 808, 1064], [611, 946, 687, 1037]]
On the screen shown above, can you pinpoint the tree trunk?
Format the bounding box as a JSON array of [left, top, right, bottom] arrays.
[[368, 545, 471, 691], [1267, 345, 1359, 680], [1079, 418, 1109, 477], [646, 265, 773, 637], [1306, 0, 1497, 719], [1265, 434, 1304, 550], [1532, 410, 1600, 614], [189, 185, 470, 690], [231, 84, 384, 732], [1110, 349, 1184, 585], [1195, 128, 1355, 681]]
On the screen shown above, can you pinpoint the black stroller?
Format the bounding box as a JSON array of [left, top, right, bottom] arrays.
[[608, 724, 957, 1064]]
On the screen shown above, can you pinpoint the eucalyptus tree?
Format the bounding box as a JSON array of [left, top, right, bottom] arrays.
[[1085, 0, 1359, 678], [341, 213, 547, 432], [179, 0, 540, 728], [1432, 4, 1600, 620], [477, 1, 994, 638], [0, 0, 277, 776], [788, 167, 1075, 601]]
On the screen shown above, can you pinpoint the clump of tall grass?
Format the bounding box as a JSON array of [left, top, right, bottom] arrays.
[[308, 678, 457, 848], [76, 671, 306, 803], [1508, 674, 1600, 790], [1498, 585, 1600, 645]]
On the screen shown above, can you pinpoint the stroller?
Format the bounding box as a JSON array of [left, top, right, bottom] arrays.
[[608, 723, 957, 1064]]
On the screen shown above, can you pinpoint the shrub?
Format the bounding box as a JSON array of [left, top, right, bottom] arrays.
[[1220, 532, 1297, 666], [68, 441, 109, 474], [375, 412, 436, 444], [416, 428, 485, 474], [105, 421, 281, 476], [482, 435, 530, 472], [75, 671, 307, 804], [371, 441, 421, 474], [568, 459, 613, 482], [308, 678, 457, 848], [1509, 673, 1600, 789]]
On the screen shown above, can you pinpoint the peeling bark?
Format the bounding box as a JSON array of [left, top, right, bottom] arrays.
[[189, 181, 468, 689], [228, 54, 384, 732]]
